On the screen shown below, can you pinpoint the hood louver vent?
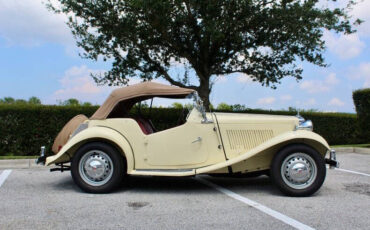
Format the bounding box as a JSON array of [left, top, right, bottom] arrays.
[[226, 130, 273, 150]]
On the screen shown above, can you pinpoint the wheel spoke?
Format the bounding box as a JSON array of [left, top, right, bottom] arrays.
[[79, 150, 114, 186], [281, 153, 317, 190]]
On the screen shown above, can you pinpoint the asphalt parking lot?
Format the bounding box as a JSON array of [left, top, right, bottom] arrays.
[[0, 152, 369, 230]]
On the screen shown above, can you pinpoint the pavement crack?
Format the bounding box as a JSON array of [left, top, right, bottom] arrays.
[[343, 182, 370, 196], [127, 201, 150, 210]]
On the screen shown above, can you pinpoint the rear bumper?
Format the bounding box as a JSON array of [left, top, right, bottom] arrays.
[[35, 146, 46, 165], [325, 149, 339, 169]]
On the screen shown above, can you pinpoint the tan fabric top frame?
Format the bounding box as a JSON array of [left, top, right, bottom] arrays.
[[90, 82, 195, 120]]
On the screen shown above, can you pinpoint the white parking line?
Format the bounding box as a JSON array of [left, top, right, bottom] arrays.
[[195, 177, 315, 230], [334, 168, 370, 177], [0, 170, 12, 188]]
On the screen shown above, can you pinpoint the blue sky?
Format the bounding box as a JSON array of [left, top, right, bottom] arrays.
[[1, 0, 369, 113]]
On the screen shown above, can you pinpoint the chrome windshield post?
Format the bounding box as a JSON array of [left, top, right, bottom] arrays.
[[191, 92, 213, 124]]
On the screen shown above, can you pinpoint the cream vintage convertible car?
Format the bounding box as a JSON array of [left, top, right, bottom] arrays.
[[37, 82, 338, 196]]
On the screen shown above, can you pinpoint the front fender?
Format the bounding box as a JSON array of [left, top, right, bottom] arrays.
[[196, 130, 330, 174], [45, 126, 135, 173]]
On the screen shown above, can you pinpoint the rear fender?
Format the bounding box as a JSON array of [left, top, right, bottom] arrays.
[[45, 126, 135, 173]]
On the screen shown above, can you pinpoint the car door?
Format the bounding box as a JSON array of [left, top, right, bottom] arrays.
[[144, 111, 225, 168]]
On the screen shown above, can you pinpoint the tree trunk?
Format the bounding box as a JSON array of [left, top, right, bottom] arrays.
[[198, 81, 211, 112]]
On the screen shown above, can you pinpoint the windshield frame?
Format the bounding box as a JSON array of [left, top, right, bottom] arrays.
[[189, 92, 213, 123]]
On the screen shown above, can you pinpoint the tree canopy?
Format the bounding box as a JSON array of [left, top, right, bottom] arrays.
[[59, 98, 93, 106], [0, 97, 42, 105], [49, 0, 361, 109], [28, 96, 42, 105]]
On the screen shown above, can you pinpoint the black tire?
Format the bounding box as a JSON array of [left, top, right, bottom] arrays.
[[270, 144, 326, 197], [71, 142, 125, 193]]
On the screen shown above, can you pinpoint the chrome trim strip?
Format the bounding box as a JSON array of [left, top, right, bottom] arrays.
[[135, 169, 194, 173]]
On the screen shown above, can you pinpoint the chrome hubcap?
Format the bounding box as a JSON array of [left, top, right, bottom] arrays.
[[79, 150, 113, 186], [281, 153, 317, 189]]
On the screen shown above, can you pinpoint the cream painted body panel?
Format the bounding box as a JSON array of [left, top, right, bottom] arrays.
[[88, 109, 225, 169], [196, 130, 330, 174], [46, 109, 225, 171], [214, 112, 298, 159], [128, 130, 330, 176], [213, 112, 300, 172], [145, 123, 222, 166], [45, 126, 135, 173], [45, 109, 330, 176]]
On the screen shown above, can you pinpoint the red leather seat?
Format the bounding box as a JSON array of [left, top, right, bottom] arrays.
[[135, 118, 154, 135]]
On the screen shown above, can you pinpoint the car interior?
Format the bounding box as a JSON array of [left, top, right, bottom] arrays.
[[106, 97, 191, 135]]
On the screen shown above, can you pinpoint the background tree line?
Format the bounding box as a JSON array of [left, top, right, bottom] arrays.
[[0, 97, 92, 106], [0, 96, 321, 112]]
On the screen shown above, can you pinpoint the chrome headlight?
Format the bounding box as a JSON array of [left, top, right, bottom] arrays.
[[296, 120, 313, 131]]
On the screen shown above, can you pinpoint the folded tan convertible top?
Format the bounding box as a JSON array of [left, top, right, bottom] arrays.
[[52, 114, 88, 154], [91, 82, 195, 120]]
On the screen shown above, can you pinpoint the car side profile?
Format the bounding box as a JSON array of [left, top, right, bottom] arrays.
[[37, 82, 339, 196]]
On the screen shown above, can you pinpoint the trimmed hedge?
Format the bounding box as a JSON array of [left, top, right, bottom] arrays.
[[353, 88, 370, 143], [0, 105, 358, 156], [0, 105, 98, 156]]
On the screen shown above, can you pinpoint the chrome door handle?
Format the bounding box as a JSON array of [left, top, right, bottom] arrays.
[[192, 137, 202, 143]]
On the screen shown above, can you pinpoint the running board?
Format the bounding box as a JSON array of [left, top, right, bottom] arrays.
[[130, 169, 195, 176]]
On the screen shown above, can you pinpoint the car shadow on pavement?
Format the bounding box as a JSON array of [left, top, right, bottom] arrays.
[[121, 176, 206, 194], [118, 175, 281, 196], [204, 176, 283, 196], [48, 173, 281, 196], [50, 176, 81, 193]]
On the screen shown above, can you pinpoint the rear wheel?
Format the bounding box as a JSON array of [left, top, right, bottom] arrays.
[[271, 144, 326, 197], [71, 142, 125, 193]]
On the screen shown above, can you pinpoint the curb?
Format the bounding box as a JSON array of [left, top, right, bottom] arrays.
[[0, 159, 51, 169], [333, 147, 370, 154]]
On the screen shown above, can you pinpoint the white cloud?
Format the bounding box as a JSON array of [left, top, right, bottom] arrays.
[[236, 73, 253, 83], [50, 66, 175, 104], [257, 97, 276, 105], [348, 62, 370, 87], [215, 75, 227, 83], [300, 73, 339, 93], [323, 31, 365, 59], [328, 97, 345, 107], [325, 73, 339, 85], [50, 65, 111, 104], [280, 94, 292, 101], [306, 98, 316, 106], [351, 0, 370, 37], [300, 80, 328, 94], [169, 57, 189, 68], [0, 0, 74, 47]]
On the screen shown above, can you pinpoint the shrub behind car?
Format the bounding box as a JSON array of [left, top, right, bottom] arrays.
[[0, 105, 358, 156]]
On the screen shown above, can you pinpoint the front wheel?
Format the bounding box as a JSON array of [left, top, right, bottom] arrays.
[[270, 144, 326, 197], [71, 142, 125, 193]]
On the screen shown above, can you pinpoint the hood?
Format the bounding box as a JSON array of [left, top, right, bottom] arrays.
[[213, 112, 299, 125], [213, 112, 299, 160]]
